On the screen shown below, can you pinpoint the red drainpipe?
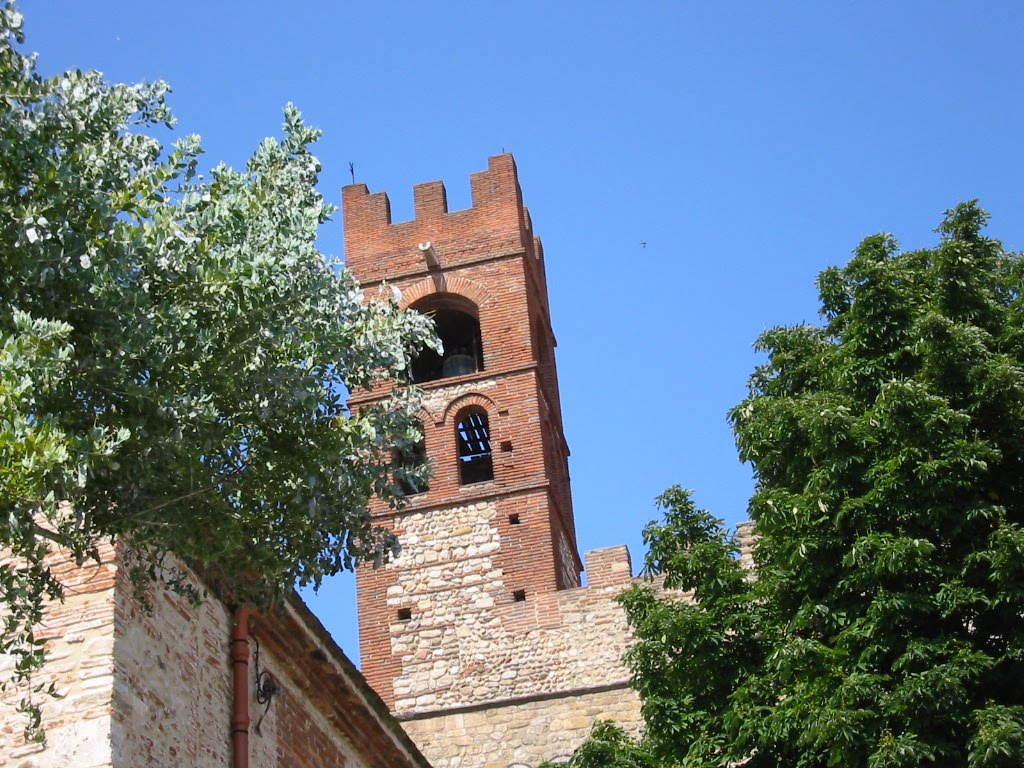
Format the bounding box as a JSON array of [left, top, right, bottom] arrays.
[[231, 607, 251, 768]]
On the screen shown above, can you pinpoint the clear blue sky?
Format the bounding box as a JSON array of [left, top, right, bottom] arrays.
[[24, 1, 1024, 664]]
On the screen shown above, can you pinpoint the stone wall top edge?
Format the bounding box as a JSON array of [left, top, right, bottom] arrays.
[[395, 680, 632, 723]]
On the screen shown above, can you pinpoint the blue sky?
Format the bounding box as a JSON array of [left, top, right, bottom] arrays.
[[23, 1, 1024, 663]]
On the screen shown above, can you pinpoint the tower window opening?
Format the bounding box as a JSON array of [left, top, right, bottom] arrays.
[[410, 294, 483, 383], [397, 608, 412, 622], [509, 513, 520, 525], [392, 426, 429, 495], [456, 409, 494, 484], [512, 589, 527, 603]]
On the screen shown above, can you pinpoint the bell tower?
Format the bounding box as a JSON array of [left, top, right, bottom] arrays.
[[344, 155, 582, 713]]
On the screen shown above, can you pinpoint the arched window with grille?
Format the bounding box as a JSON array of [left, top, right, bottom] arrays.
[[455, 408, 493, 484]]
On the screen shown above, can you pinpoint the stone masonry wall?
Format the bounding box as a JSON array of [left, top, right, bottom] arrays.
[[403, 685, 642, 768], [110, 561, 234, 766], [387, 544, 645, 768], [382, 492, 639, 717], [0, 544, 118, 768], [3, 547, 429, 768], [395, 530, 758, 768], [385, 499, 503, 712]]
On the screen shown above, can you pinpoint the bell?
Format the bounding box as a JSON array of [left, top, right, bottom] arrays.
[[442, 354, 477, 377]]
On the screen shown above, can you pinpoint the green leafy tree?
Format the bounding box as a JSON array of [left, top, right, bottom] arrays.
[[590, 203, 1024, 767], [541, 721, 661, 768], [0, 3, 435, 737]]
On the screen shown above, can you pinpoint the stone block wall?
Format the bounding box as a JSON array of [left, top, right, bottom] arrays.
[[2, 549, 430, 768], [387, 545, 646, 768], [1, 544, 118, 768], [403, 685, 642, 768]]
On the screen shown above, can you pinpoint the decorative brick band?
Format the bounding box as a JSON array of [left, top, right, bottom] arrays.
[[348, 362, 539, 410]]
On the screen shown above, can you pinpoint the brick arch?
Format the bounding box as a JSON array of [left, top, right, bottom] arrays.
[[410, 406, 437, 430], [400, 274, 490, 311], [441, 393, 498, 426]]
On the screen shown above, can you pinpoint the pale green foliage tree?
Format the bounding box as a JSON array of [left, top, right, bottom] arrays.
[[567, 203, 1024, 767], [0, 3, 435, 737]]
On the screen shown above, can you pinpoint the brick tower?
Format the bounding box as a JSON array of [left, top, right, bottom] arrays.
[[344, 156, 646, 768], [344, 155, 583, 711]]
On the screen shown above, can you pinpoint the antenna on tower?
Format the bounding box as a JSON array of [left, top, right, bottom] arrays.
[[348, 162, 355, 184]]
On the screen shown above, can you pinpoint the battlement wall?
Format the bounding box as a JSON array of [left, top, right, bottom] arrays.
[[343, 154, 541, 286]]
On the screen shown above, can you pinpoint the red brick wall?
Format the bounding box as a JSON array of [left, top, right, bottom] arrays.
[[344, 155, 530, 284], [275, 698, 348, 768]]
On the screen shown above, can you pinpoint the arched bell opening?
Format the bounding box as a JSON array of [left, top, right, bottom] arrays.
[[410, 293, 483, 383]]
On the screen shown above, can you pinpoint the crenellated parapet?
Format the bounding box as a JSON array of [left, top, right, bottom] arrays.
[[343, 154, 538, 285]]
